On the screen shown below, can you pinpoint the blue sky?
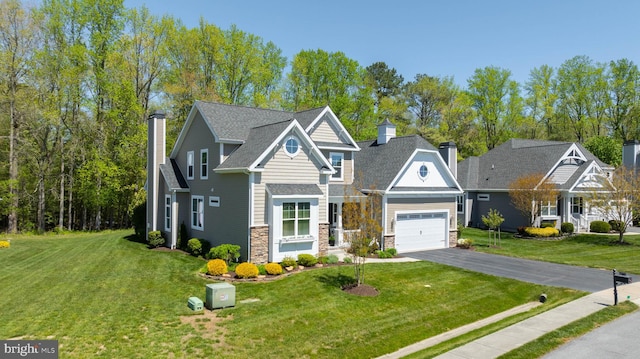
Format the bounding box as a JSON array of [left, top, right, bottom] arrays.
[[124, 0, 640, 87]]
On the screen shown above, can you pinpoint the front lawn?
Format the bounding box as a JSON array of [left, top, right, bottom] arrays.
[[463, 228, 640, 274], [0, 231, 579, 358]]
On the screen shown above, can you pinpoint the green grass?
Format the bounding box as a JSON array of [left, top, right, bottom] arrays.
[[0, 230, 580, 358], [462, 227, 640, 274]]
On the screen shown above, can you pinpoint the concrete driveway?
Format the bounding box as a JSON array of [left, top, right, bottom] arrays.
[[404, 248, 616, 292]]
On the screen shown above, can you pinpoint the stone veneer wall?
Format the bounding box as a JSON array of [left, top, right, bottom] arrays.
[[383, 235, 395, 251], [318, 223, 329, 256], [250, 225, 269, 264], [449, 230, 458, 248]]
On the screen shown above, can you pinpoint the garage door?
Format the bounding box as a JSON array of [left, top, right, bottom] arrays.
[[395, 212, 447, 252]]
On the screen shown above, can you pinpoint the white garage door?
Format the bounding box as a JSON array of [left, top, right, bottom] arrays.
[[395, 212, 447, 252]]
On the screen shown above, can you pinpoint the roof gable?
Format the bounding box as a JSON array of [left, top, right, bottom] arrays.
[[304, 107, 360, 151], [458, 139, 610, 191], [215, 119, 333, 173], [388, 150, 462, 193]]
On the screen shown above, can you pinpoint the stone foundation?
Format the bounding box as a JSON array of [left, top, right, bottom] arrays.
[[250, 225, 269, 264], [449, 230, 458, 248], [318, 223, 329, 256], [383, 235, 395, 250]]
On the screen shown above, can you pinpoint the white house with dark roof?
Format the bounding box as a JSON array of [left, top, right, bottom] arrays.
[[457, 139, 615, 232], [146, 101, 461, 263]]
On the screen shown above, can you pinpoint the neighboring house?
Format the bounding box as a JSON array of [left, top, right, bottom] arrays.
[[146, 101, 461, 263], [457, 139, 614, 232]]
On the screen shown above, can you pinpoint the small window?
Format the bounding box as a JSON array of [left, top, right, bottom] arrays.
[[283, 201, 310, 237], [200, 149, 208, 179], [571, 197, 583, 215], [164, 195, 172, 231], [478, 194, 490, 201], [209, 196, 220, 207], [284, 136, 300, 157], [456, 195, 464, 213], [191, 195, 204, 230], [186, 151, 194, 180], [330, 153, 343, 180], [540, 200, 557, 216], [418, 164, 429, 180]]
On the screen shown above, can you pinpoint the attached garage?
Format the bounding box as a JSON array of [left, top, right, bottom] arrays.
[[394, 212, 447, 252]]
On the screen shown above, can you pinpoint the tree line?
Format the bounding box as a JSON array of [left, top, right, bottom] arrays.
[[1, 0, 638, 233]]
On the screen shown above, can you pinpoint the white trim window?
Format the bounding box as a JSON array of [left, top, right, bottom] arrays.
[[540, 200, 557, 216], [164, 195, 171, 231], [456, 195, 464, 213], [191, 195, 204, 230], [284, 136, 300, 157], [200, 148, 209, 180], [571, 197, 583, 215], [282, 201, 311, 237], [186, 151, 194, 180], [330, 152, 343, 180]]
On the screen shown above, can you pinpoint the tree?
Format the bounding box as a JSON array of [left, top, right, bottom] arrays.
[[524, 65, 557, 139], [589, 166, 640, 243], [342, 189, 383, 287], [583, 136, 622, 167], [607, 58, 640, 141], [467, 66, 523, 150], [508, 173, 559, 226], [0, 0, 37, 233], [481, 208, 504, 246], [365, 61, 403, 106]]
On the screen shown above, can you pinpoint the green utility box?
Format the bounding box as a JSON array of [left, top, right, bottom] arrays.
[[205, 283, 236, 309], [188, 296, 203, 311]]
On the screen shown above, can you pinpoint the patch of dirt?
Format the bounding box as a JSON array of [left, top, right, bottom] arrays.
[[342, 283, 379, 297], [180, 310, 230, 349]]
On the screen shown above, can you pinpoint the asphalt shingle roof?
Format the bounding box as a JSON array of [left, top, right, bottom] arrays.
[[266, 183, 324, 196], [159, 159, 189, 191], [354, 135, 438, 190], [457, 139, 611, 190]]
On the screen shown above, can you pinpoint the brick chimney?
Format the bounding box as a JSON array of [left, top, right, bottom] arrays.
[[438, 141, 457, 178], [147, 110, 166, 240], [377, 118, 396, 145]]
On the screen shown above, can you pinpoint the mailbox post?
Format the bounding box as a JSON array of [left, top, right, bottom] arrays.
[[613, 269, 632, 305]]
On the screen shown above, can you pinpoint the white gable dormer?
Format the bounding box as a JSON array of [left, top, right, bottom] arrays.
[[306, 106, 360, 151], [388, 150, 462, 194], [570, 161, 611, 190], [546, 144, 588, 184]]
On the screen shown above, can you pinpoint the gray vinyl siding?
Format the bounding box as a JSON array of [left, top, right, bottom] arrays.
[[386, 197, 456, 234], [170, 110, 251, 259], [468, 191, 528, 232], [254, 143, 328, 225]]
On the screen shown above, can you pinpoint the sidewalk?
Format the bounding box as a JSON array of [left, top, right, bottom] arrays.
[[379, 282, 640, 359]]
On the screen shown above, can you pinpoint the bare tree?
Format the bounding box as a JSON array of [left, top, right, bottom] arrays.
[[589, 166, 640, 243], [508, 173, 559, 226]]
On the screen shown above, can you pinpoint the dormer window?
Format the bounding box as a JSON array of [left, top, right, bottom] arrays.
[[330, 152, 343, 180], [284, 136, 300, 157]]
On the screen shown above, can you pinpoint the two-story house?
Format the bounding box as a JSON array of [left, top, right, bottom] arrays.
[[146, 101, 462, 263]]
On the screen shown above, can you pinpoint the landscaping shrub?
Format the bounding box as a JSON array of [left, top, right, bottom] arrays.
[[264, 262, 283, 275], [208, 243, 241, 263], [590, 220, 611, 233], [524, 227, 559, 237], [281, 256, 297, 268], [517, 226, 526, 235], [206, 259, 228, 276], [343, 257, 352, 264], [235, 262, 259, 278], [540, 221, 555, 229], [187, 238, 202, 256], [376, 250, 393, 258], [198, 239, 211, 257], [609, 220, 624, 232], [257, 264, 267, 275], [0, 240, 10, 248], [457, 238, 473, 248], [297, 253, 318, 267], [132, 202, 146, 240], [386, 248, 397, 256], [561, 222, 574, 234], [147, 231, 165, 248], [326, 254, 339, 264]]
